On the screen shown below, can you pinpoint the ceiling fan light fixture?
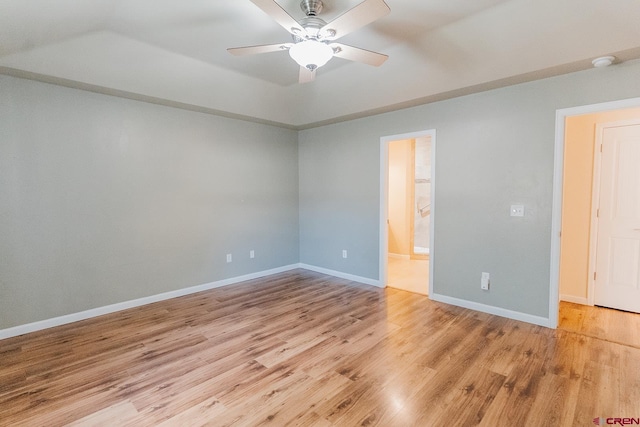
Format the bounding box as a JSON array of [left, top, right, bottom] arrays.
[[289, 40, 333, 70], [229, 0, 391, 83]]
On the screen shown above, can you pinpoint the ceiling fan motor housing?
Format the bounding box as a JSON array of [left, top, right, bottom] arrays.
[[300, 0, 323, 16], [292, 16, 328, 42]]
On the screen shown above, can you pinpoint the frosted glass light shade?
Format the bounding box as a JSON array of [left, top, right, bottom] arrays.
[[289, 40, 333, 70]]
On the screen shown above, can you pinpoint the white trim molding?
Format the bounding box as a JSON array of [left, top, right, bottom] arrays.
[[430, 292, 553, 328], [0, 264, 299, 340], [560, 294, 589, 305], [298, 263, 382, 287], [0, 264, 385, 340]]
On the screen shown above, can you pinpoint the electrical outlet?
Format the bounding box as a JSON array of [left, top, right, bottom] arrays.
[[342, 250, 348, 259], [250, 250, 255, 259], [510, 205, 525, 217], [481, 272, 490, 290], [226, 254, 232, 263]]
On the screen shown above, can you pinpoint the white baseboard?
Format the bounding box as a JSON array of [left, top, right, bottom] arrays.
[[0, 264, 299, 340], [429, 292, 553, 328], [1, 264, 556, 339], [560, 294, 590, 305], [298, 263, 383, 288]]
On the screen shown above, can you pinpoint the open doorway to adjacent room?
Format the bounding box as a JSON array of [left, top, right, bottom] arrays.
[[552, 99, 640, 343], [380, 130, 435, 296]]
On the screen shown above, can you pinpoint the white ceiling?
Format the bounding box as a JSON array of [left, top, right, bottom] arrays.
[[2, 0, 640, 129]]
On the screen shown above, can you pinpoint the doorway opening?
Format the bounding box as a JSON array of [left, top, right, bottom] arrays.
[[380, 130, 436, 296], [551, 97, 640, 329]]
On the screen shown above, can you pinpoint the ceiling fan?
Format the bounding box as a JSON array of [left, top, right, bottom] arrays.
[[228, 0, 390, 83]]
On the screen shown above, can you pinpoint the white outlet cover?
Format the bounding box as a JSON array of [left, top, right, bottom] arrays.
[[510, 204, 525, 217], [481, 272, 490, 290]]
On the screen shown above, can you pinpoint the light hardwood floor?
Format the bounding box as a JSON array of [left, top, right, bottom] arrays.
[[1, 269, 639, 426]]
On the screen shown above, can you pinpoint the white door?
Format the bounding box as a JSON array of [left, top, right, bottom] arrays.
[[594, 123, 640, 313]]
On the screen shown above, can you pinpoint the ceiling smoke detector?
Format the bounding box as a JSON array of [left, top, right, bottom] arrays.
[[592, 56, 615, 68]]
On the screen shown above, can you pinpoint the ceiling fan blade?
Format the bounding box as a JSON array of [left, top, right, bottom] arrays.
[[250, 0, 304, 35], [227, 43, 292, 56], [330, 43, 388, 66], [320, 0, 390, 40], [299, 66, 316, 84]]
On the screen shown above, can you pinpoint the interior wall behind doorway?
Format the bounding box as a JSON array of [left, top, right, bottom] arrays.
[[560, 107, 640, 303], [414, 137, 431, 255], [388, 139, 412, 257]]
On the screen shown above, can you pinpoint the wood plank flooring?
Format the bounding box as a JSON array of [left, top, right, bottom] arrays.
[[1, 269, 639, 426]]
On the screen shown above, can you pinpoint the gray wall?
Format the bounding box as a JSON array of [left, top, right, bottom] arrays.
[[0, 75, 299, 329], [299, 60, 640, 318], [3, 60, 640, 330]]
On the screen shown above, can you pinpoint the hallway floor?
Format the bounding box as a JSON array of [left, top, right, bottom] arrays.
[[387, 256, 429, 295]]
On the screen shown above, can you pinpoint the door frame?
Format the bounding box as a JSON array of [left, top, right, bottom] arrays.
[[588, 119, 640, 306], [380, 129, 436, 294], [551, 97, 640, 328], [409, 139, 429, 261]]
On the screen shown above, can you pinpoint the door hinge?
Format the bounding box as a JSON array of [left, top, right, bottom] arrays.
[[597, 208, 599, 218], [600, 144, 603, 152], [594, 271, 597, 281]]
